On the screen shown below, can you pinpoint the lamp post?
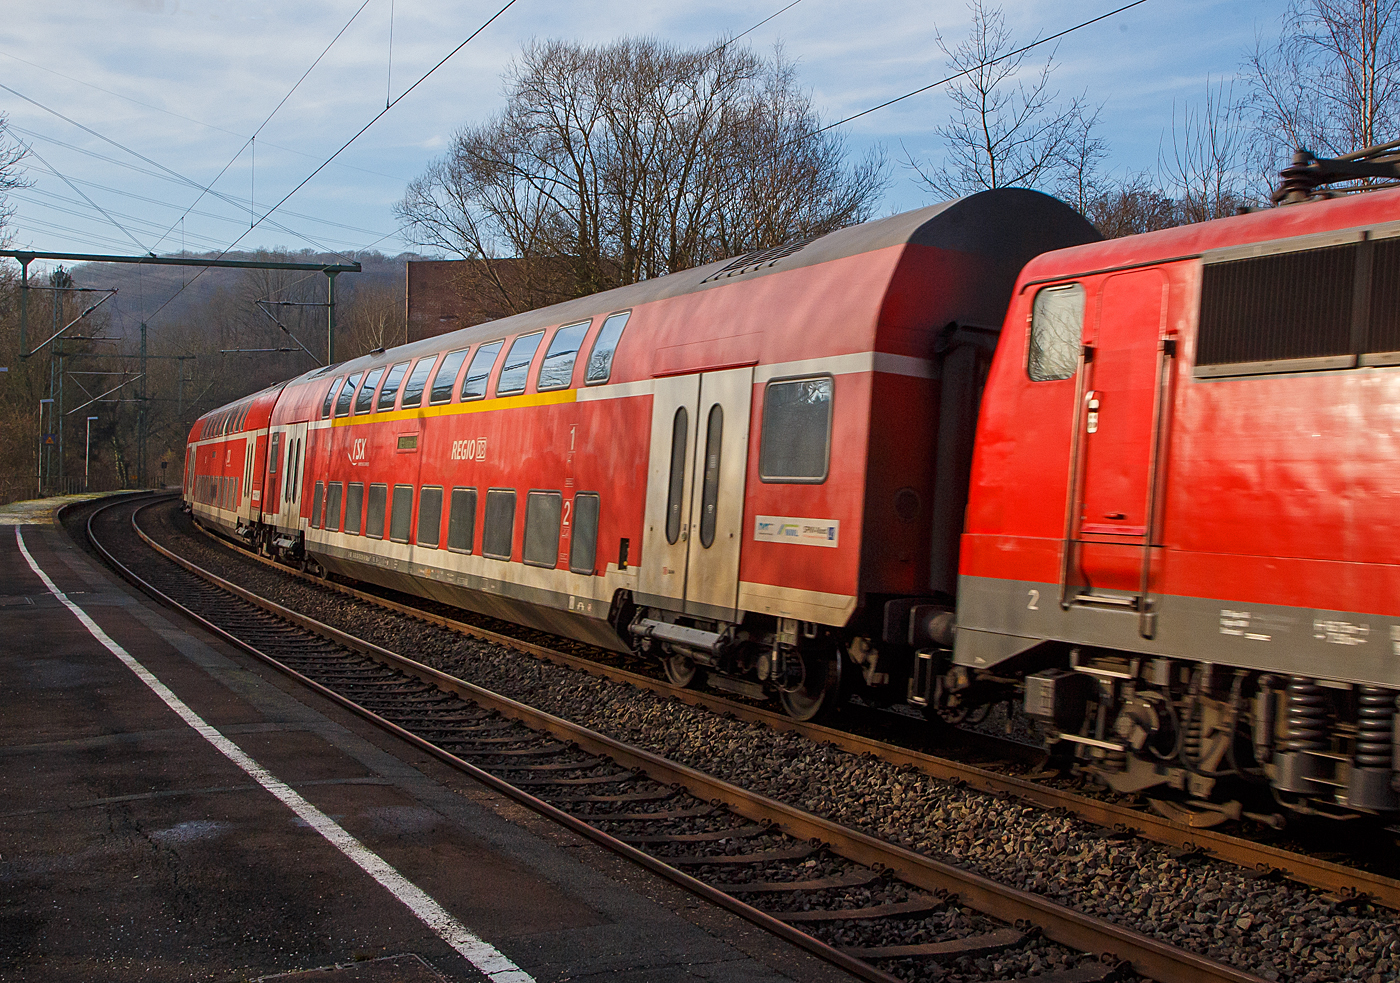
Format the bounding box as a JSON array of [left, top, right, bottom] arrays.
[[86, 416, 98, 493], [37, 398, 53, 498]]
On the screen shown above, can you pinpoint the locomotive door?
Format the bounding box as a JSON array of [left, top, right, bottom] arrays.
[[1066, 268, 1171, 610], [638, 375, 701, 610], [682, 367, 753, 621]]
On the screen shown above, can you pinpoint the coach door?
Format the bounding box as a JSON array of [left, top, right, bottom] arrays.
[[1064, 268, 1172, 633], [638, 367, 753, 621], [274, 422, 310, 529]]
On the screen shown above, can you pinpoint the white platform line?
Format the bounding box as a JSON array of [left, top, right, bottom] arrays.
[[16, 526, 533, 983]]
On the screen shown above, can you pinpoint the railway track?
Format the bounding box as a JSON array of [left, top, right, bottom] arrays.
[[76, 493, 1282, 983], [162, 497, 1400, 914]]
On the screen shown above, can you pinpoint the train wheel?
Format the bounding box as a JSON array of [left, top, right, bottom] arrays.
[[779, 648, 842, 722], [664, 652, 705, 688]]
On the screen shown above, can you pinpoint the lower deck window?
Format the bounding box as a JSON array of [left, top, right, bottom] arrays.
[[447, 487, 477, 553], [570, 493, 599, 574], [325, 483, 343, 532], [483, 489, 516, 559], [311, 482, 324, 528], [389, 485, 413, 543], [418, 487, 443, 547], [759, 377, 832, 482], [524, 491, 562, 567], [345, 483, 364, 535], [366, 484, 387, 539]]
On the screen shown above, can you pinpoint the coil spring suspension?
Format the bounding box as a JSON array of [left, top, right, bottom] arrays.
[[1283, 678, 1330, 752], [1356, 686, 1396, 768], [1183, 711, 1204, 763]]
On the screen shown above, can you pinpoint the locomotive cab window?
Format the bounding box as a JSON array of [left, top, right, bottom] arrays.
[[524, 491, 563, 567], [431, 349, 469, 405], [418, 486, 443, 547], [759, 377, 832, 483], [447, 487, 477, 553], [497, 333, 543, 396], [571, 493, 600, 574], [1028, 283, 1084, 382], [483, 489, 517, 559], [402, 355, 436, 409], [538, 321, 590, 390], [355, 367, 385, 415], [462, 341, 503, 400], [377, 362, 409, 411], [586, 311, 630, 384], [335, 372, 361, 417]]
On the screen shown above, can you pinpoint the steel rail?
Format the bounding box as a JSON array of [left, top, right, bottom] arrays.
[[120, 503, 1268, 983], [184, 510, 1400, 912]]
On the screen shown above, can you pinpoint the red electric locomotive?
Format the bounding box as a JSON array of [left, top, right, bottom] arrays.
[[186, 181, 1400, 819]]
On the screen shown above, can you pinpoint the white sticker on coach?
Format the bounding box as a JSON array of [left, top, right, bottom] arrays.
[[754, 515, 840, 548]]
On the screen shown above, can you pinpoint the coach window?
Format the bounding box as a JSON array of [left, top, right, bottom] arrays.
[[570, 493, 600, 574], [336, 372, 361, 417], [447, 487, 477, 553], [665, 407, 688, 544], [402, 355, 437, 409], [269, 432, 280, 473], [322, 378, 343, 418], [377, 362, 409, 411], [418, 486, 443, 547], [462, 341, 503, 400], [483, 489, 517, 559], [496, 332, 543, 396], [699, 405, 723, 548], [325, 482, 344, 532], [431, 349, 469, 405], [366, 483, 388, 539], [759, 377, 832, 483], [356, 367, 385, 415], [1028, 283, 1084, 382], [311, 482, 324, 529], [585, 311, 630, 384], [538, 321, 590, 390], [389, 484, 414, 543], [345, 483, 364, 535], [524, 491, 563, 567]]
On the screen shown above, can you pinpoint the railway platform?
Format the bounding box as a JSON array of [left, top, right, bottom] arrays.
[[0, 496, 857, 983]]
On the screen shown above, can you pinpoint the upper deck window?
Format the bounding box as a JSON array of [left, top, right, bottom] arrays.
[[355, 367, 384, 415], [497, 332, 544, 396], [538, 322, 590, 391], [759, 377, 832, 483], [1028, 284, 1084, 382], [376, 362, 409, 411], [336, 372, 362, 417], [585, 312, 630, 384], [462, 342, 503, 401], [402, 356, 437, 408], [431, 349, 469, 405]]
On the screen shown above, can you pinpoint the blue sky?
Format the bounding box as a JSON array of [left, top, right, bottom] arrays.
[[0, 0, 1281, 270]]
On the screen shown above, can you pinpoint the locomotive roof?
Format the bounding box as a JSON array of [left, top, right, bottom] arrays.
[[289, 188, 1095, 388], [1018, 186, 1400, 286]]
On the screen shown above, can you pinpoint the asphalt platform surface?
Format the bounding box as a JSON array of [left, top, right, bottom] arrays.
[[0, 495, 857, 983]]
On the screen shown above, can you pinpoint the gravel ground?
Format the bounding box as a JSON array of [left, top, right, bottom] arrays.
[[138, 504, 1400, 983]]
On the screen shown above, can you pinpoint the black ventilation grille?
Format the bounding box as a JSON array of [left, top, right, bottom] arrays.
[[700, 237, 814, 283], [1197, 244, 1356, 367], [1368, 238, 1400, 353]]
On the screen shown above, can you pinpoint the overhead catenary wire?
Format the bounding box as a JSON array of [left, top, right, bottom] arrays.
[[139, 0, 522, 330], [17, 139, 151, 254], [813, 0, 1152, 137]]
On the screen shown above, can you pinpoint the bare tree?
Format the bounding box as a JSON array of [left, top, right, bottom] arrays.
[[1084, 172, 1180, 238], [1160, 79, 1256, 222], [909, 1, 1098, 198], [397, 36, 886, 313], [0, 112, 31, 246], [1247, 1, 1400, 165]]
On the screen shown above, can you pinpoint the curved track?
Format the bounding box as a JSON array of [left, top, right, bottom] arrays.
[[72, 492, 1285, 983], [179, 499, 1400, 913]]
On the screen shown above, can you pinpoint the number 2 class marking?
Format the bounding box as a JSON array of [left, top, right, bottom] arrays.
[[1028, 589, 1040, 610]]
